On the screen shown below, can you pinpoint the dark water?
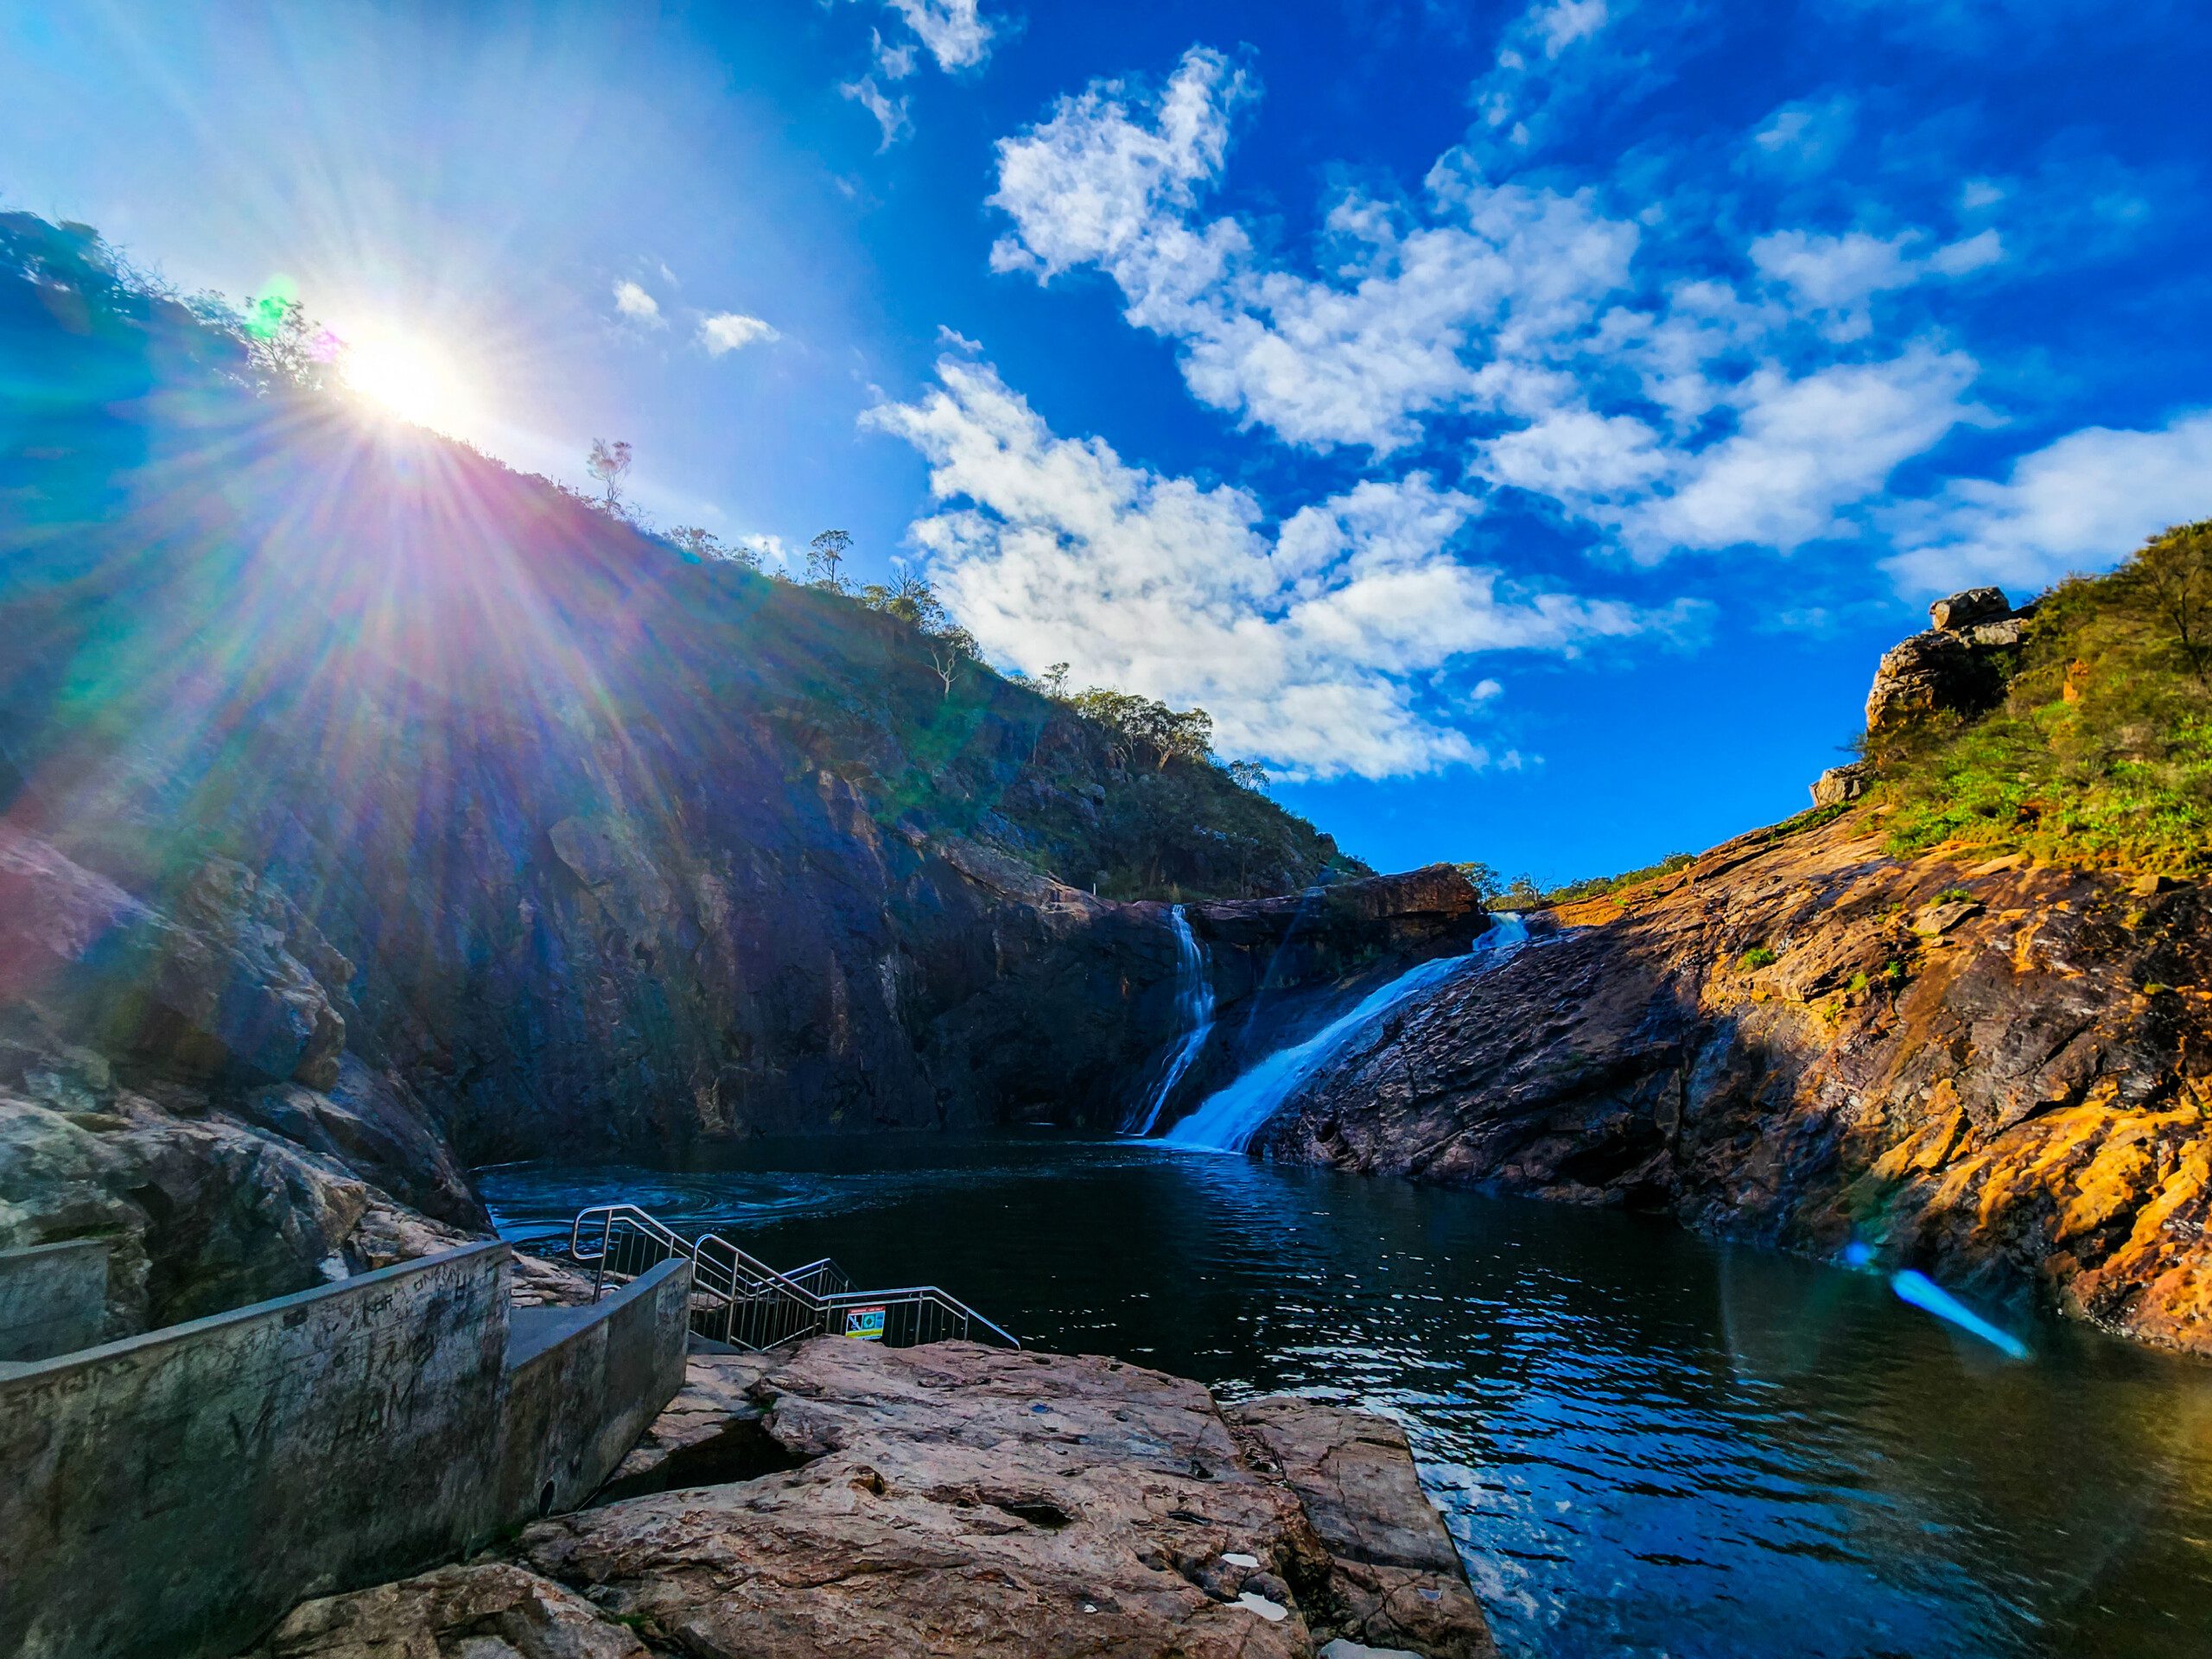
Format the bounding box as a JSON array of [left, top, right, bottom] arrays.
[[480, 1135, 2212, 1658]]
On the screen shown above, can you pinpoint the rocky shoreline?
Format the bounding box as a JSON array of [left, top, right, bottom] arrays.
[[1261, 810, 2212, 1353], [249, 1337, 1495, 1659]]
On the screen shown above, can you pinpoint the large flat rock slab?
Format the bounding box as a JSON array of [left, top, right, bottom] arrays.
[[253, 1338, 1492, 1659]]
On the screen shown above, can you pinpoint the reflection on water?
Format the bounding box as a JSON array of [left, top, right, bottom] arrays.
[[481, 1134, 2212, 1659]]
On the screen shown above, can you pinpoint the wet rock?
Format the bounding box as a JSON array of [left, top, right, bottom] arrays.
[[1264, 814, 2212, 1354], [488, 1338, 1492, 1658]]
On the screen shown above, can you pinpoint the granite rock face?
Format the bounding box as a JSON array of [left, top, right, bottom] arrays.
[[1862, 587, 2028, 734], [257, 1339, 1492, 1659], [253, 1561, 652, 1659], [1262, 814, 2212, 1354], [0, 823, 488, 1331]]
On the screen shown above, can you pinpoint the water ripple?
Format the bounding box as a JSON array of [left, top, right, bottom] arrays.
[[480, 1133, 2212, 1659]]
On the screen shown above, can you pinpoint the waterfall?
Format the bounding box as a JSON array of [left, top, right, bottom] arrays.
[[1162, 913, 1531, 1154], [1127, 906, 1217, 1135]]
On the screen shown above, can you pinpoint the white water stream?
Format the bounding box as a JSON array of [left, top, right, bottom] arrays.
[[1125, 905, 1216, 1135], [1161, 913, 1530, 1153]]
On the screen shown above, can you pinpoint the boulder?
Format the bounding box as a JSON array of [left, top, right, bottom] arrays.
[[1963, 617, 2025, 649], [1929, 588, 2011, 632], [1864, 631, 1979, 733], [1810, 761, 1872, 808], [474, 1338, 1497, 1658]]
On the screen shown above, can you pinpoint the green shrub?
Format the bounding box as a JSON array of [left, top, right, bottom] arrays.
[[1738, 944, 1778, 970], [1869, 531, 2212, 875]]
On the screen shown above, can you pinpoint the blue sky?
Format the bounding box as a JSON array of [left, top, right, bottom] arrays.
[[3, 0, 2207, 884]]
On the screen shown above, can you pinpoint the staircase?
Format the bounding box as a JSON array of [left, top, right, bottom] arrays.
[[567, 1204, 1019, 1351]]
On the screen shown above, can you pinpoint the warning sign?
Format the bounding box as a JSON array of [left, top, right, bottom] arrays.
[[844, 1305, 887, 1341]]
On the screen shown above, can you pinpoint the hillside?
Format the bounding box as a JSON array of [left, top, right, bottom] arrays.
[[0, 213, 1463, 1330], [1247, 556, 2212, 1354], [1861, 534, 2212, 876]]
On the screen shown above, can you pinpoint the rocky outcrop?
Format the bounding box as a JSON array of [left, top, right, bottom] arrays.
[[1261, 812, 2212, 1353], [0, 823, 487, 1332], [1861, 586, 2030, 734], [254, 1338, 1492, 1659], [1810, 760, 1872, 808]]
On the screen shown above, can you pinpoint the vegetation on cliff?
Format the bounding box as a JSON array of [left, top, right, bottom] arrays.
[[1866, 528, 2212, 876], [0, 211, 1352, 903]]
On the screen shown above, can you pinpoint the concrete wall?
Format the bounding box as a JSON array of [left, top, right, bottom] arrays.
[[495, 1260, 692, 1521], [0, 1240, 691, 1659], [1, 1244, 509, 1659], [0, 1237, 109, 1362]]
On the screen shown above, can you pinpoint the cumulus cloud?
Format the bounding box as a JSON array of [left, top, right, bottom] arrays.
[[988, 46, 1637, 453], [1884, 410, 2212, 593], [697, 312, 779, 356], [612, 279, 664, 327], [988, 20, 2037, 563], [864, 358, 1664, 779], [1612, 347, 1985, 555], [1748, 227, 2005, 338]]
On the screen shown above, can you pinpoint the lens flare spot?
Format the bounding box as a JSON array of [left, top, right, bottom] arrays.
[[1890, 1269, 2031, 1361]]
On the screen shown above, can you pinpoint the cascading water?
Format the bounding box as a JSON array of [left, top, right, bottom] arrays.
[[1162, 913, 1530, 1153], [1125, 905, 1216, 1135]]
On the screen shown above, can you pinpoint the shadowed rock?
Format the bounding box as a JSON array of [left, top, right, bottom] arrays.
[[1262, 813, 2212, 1353]]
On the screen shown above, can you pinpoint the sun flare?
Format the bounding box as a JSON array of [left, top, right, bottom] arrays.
[[340, 328, 474, 435]]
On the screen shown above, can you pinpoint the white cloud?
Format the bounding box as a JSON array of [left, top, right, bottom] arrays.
[[988, 39, 2035, 564], [870, 29, 917, 80], [864, 358, 1662, 779], [1751, 230, 1921, 312], [1747, 96, 1857, 175], [1884, 410, 2212, 593], [1928, 227, 2003, 276], [988, 47, 1637, 453], [1470, 0, 1626, 152], [612, 279, 664, 327], [1616, 347, 1984, 556], [697, 312, 779, 356], [882, 0, 995, 71], [1749, 227, 2006, 332], [936, 323, 984, 352], [842, 76, 912, 149], [741, 532, 793, 569], [1531, 0, 1611, 54]]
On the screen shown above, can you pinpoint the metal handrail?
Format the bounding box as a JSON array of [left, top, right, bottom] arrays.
[[564, 1201, 1018, 1353]]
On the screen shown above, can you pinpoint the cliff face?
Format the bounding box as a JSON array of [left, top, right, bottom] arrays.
[[0, 215, 1459, 1325], [1260, 590, 2212, 1354]]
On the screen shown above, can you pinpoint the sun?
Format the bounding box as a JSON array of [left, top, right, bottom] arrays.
[[340, 328, 474, 435]]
